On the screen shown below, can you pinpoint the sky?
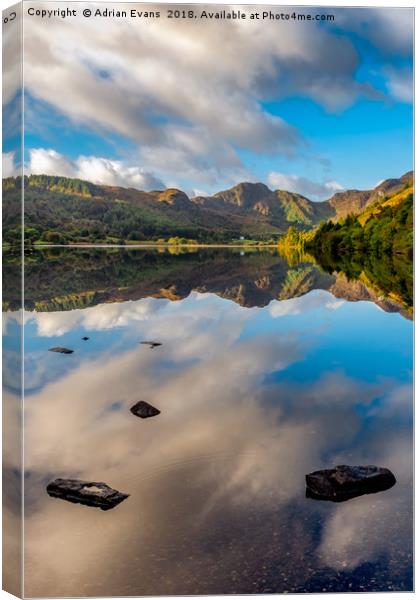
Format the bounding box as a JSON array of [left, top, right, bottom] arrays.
[[2, 4, 414, 200]]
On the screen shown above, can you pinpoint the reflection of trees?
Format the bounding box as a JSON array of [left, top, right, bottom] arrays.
[[2, 247, 412, 316], [312, 251, 413, 316]]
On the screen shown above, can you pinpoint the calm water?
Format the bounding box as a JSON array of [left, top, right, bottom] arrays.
[[3, 248, 413, 595]]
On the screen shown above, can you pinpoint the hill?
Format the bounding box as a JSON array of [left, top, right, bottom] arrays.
[[279, 178, 413, 314], [2, 171, 412, 245], [307, 179, 413, 258]]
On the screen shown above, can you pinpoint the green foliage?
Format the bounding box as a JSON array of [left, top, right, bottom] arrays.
[[2, 177, 19, 191], [313, 247, 413, 314], [42, 230, 65, 244], [1, 225, 42, 245], [3, 175, 285, 245], [28, 175, 97, 196], [277, 190, 413, 313], [278, 226, 315, 255], [308, 194, 413, 259], [167, 237, 198, 245]]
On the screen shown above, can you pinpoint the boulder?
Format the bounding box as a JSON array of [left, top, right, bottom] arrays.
[[306, 465, 396, 502], [46, 478, 129, 510], [49, 347, 74, 354], [130, 400, 161, 419]]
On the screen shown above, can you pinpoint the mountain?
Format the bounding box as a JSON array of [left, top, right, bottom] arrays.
[[327, 171, 413, 220], [307, 178, 414, 258], [2, 171, 412, 244], [277, 177, 413, 317], [193, 182, 335, 226]]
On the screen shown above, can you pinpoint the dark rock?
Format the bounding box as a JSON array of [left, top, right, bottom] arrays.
[[140, 341, 162, 349], [81, 336, 89, 341], [306, 465, 396, 502], [49, 347, 74, 354], [130, 400, 161, 419], [46, 478, 129, 510]]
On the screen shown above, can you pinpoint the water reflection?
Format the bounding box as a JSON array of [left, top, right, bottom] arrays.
[[2, 247, 412, 317], [2, 249, 413, 595]]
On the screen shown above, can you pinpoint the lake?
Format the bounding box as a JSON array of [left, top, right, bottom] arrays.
[[3, 248, 413, 595]]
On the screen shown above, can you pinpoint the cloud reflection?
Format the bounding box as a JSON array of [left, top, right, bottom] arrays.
[[2, 291, 412, 595]]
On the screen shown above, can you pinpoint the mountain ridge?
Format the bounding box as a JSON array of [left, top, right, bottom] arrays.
[[2, 171, 413, 244]]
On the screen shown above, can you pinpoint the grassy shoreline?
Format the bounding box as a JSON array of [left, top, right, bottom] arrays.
[[4, 242, 281, 250]]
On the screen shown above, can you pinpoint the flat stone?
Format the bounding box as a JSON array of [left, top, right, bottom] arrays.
[[140, 341, 162, 349], [130, 400, 161, 419], [49, 347, 74, 354], [306, 465, 396, 502], [46, 478, 129, 510]]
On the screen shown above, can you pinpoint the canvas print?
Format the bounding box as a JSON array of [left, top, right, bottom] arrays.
[[2, 2, 413, 597]]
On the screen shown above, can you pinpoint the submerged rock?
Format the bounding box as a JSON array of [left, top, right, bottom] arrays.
[[81, 336, 89, 341], [140, 341, 162, 349], [49, 347, 74, 354], [306, 465, 396, 502], [130, 400, 161, 419], [46, 478, 129, 510]]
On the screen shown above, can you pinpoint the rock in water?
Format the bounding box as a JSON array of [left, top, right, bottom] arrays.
[[306, 465, 396, 502], [49, 347, 74, 354], [130, 400, 161, 419], [81, 336, 89, 341], [140, 341, 162, 349], [46, 478, 129, 510]]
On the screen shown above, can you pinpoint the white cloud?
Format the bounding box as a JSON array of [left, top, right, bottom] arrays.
[[21, 7, 307, 188], [25, 297, 169, 338], [385, 66, 413, 103], [14, 4, 412, 191], [2, 4, 22, 106], [336, 8, 413, 57], [2, 151, 19, 178], [3, 7, 412, 193], [137, 124, 251, 187], [268, 171, 344, 200], [29, 148, 74, 177], [75, 156, 164, 190], [190, 188, 209, 199], [28, 148, 165, 191], [269, 291, 344, 318]]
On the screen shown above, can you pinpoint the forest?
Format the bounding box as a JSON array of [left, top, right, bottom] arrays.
[[279, 188, 413, 313]]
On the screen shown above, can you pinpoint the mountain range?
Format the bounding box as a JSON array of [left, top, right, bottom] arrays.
[[2, 171, 413, 244]]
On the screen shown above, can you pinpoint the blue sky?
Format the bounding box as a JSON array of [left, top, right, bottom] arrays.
[[3, 6, 414, 199]]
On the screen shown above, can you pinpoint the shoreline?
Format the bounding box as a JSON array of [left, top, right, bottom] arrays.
[[6, 243, 281, 250]]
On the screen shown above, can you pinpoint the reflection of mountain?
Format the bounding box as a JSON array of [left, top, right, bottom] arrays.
[[3, 249, 410, 318], [2, 171, 412, 243], [329, 273, 411, 319]]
